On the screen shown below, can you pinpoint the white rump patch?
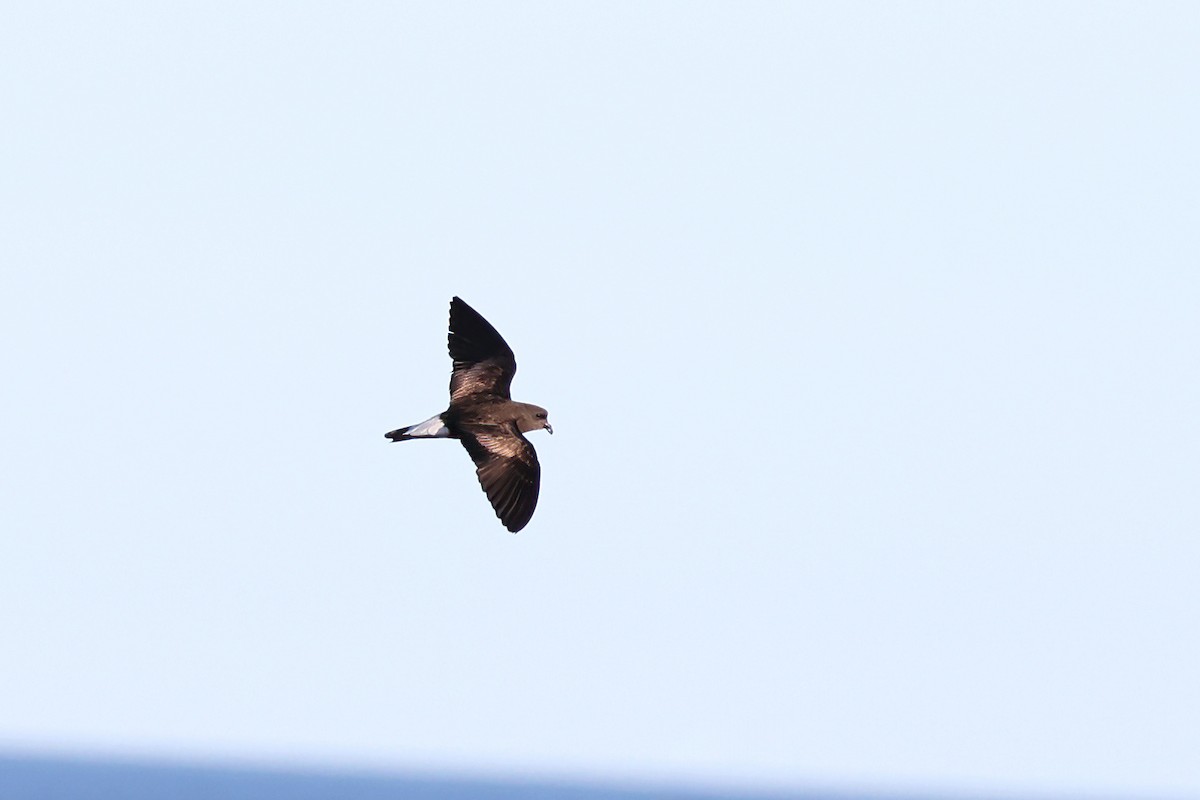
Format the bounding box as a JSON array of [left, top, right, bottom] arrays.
[[406, 414, 450, 438]]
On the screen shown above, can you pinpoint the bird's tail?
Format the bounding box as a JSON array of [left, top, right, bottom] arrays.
[[385, 414, 450, 442]]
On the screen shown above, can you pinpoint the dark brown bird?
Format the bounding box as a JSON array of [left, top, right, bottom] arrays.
[[386, 297, 552, 533]]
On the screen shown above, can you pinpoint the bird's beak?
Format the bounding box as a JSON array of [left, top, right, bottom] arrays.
[[545, 423, 554, 435]]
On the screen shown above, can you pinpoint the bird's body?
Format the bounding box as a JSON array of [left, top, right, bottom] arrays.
[[386, 297, 552, 533]]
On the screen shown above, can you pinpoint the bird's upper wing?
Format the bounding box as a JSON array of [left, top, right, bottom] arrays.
[[458, 423, 541, 533], [448, 297, 517, 402]]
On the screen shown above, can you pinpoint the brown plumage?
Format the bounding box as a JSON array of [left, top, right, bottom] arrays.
[[385, 297, 552, 533]]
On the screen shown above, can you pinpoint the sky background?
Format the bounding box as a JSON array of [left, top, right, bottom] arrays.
[[2, 2, 1199, 798]]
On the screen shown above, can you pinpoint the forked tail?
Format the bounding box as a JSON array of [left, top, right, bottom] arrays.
[[385, 414, 450, 441]]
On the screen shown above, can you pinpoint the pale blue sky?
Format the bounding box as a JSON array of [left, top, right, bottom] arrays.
[[2, 3, 1198, 797]]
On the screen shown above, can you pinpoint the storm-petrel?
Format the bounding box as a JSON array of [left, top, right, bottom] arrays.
[[386, 297, 552, 533]]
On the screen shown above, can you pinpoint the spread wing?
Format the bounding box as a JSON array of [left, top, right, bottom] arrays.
[[448, 297, 516, 403], [458, 423, 541, 533]]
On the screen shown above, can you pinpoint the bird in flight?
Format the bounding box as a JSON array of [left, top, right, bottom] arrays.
[[386, 297, 553, 533]]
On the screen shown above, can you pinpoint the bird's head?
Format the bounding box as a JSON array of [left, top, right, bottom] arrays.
[[517, 404, 553, 435]]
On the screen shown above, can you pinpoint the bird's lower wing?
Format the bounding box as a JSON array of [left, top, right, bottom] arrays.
[[459, 427, 541, 533]]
